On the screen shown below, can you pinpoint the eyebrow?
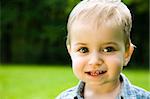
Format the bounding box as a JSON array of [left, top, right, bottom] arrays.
[[74, 42, 118, 46], [74, 42, 87, 46], [102, 42, 119, 46]]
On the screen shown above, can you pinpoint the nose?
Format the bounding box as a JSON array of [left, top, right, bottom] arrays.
[[88, 51, 103, 67]]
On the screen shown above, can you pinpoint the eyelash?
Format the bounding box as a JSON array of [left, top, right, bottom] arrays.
[[78, 47, 89, 53], [77, 46, 116, 54], [102, 47, 116, 53]]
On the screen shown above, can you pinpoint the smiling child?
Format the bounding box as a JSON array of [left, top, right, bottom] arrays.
[[56, 0, 150, 99]]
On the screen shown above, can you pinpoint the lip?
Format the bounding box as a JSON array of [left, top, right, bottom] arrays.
[[85, 70, 107, 77]]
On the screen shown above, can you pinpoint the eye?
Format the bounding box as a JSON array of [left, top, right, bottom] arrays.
[[103, 47, 116, 53], [78, 47, 89, 53]]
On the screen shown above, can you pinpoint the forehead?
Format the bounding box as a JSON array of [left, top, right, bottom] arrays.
[[70, 20, 124, 44], [68, 4, 125, 38]]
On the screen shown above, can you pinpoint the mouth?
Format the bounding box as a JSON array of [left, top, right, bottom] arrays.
[[85, 70, 107, 76]]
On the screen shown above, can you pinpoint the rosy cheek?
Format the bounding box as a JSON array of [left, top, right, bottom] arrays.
[[72, 56, 86, 73], [72, 57, 84, 67], [107, 55, 124, 68], [71, 57, 86, 80]]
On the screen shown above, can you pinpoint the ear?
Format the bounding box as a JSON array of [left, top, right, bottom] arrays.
[[67, 45, 71, 55], [124, 44, 134, 66]]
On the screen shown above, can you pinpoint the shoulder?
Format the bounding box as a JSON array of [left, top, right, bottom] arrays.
[[56, 86, 77, 99], [130, 85, 150, 98], [56, 81, 85, 99], [120, 73, 150, 98]]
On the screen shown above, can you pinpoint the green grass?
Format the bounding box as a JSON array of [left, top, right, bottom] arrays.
[[0, 65, 149, 99]]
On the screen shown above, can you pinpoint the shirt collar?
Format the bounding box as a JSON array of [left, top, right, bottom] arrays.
[[119, 73, 136, 98], [75, 81, 85, 99], [74, 73, 136, 99]]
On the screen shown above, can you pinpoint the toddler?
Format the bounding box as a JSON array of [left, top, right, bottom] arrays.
[[57, 0, 150, 99]]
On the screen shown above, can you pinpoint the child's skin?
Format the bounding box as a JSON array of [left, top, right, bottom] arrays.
[[56, 1, 150, 99], [67, 19, 134, 98]]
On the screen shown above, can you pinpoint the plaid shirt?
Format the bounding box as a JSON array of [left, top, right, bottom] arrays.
[[56, 73, 150, 99]]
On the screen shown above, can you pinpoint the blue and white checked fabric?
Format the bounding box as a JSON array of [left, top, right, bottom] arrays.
[[56, 73, 150, 99]]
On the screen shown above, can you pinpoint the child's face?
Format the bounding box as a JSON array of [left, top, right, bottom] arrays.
[[67, 21, 133, 86]]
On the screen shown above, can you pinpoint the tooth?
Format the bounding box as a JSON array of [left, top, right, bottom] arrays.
[[91, 72, 94, 75], [99, 71, 102, 74], [96, 71, 99, 74], [93, 72, 97, 75], [90, 71, 100, 76]]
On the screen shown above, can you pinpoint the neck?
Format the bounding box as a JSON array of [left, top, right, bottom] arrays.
[[84, 80, 121, 98]]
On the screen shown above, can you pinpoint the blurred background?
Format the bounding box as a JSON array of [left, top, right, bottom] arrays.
[[0, 0, 149, 98], [0, 0, 149, 67]]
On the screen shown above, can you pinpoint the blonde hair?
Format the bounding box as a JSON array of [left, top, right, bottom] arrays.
[[66, 0, 132, 50]]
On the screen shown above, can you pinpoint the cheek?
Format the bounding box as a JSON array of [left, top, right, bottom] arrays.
[[106, 55, 124, 71], [72, 56, 84, 67], [71, 54, 87, 66], [71, 56, 86, 77]]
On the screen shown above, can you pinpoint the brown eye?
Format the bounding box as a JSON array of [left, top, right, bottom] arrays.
[[78, 47, 89, 53], [103, 47, 116, 52]]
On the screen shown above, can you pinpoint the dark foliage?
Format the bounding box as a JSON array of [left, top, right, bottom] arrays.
[[0, 0, 149, 68]]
